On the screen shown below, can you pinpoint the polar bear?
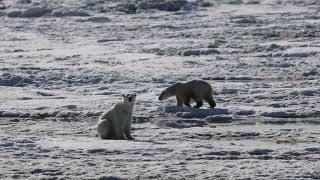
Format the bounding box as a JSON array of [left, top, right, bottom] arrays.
[[159, 80, 216, 108], [97, 93, 136, 140]]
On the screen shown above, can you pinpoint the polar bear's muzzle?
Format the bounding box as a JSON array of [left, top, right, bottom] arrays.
[[122, 93, 136, 102], [125, 93, 136, 102]]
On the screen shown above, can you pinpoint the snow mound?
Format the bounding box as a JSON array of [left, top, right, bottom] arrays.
[[260, 110, 320, 118], [0, 5, 6, 10], [302, 70, 318, 77], [86, 16, 110, 22], [98, 176, 123, 180], [6, 7, 51, 18], [282, 48, 319, 58], [305, 148, 320, 153], [15, 0, 31, 4], [22, 7, 51, 18], [136, 0, 188, 12], [248, 149, 273, 156], [52, 9, 90, 17], [179, 48, 220, 56], [289, 89, 320, 97], [113, 0, 212, 14], [299, 90, 319, 96], [233, 17, 259, 24], [225, 0, 244, 5], [7, 11, 22, 18], [233, 109, 256, 116], [153, 119, 208, 128], [0, 73, 34, 87], [204, 116, 233, 123], [260, 111, 304, 118], [0, 111, 20, 118]]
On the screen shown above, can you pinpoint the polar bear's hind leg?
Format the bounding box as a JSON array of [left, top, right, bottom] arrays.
[[97, 119, 113, 139]]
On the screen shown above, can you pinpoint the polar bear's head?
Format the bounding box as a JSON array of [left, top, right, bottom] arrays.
[[159, 90, 172, 100], [159, 83, 183, 100], [122, 93, 136, 105]]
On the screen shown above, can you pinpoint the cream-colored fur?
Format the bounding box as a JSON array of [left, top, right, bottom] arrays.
[[97, 94, 136, 140], [159, 80, 216, 108]]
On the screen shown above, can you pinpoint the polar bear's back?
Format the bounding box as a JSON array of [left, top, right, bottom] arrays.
[[183, 80, 213, 97]]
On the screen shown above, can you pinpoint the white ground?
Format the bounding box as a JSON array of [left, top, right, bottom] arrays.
[[0, 0, 320, 179]]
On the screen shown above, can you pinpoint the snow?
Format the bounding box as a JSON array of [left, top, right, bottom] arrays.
[[1, 0, 320, 179], [1, 119, 320, 179]]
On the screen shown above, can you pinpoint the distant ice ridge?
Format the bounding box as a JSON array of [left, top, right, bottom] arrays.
[[260, 110, 320, 119], [1, 106, 319, 120]]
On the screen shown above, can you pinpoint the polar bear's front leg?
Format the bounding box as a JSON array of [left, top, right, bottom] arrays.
[[113, 124, 125, 140], [124, 119, 134, 140], [176, 96, 183, 106]]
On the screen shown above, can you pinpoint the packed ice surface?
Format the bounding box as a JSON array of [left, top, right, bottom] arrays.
[[0, 0, 320, 179]]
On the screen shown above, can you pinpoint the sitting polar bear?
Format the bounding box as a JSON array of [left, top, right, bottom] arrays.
[[97, 94, 136, 140]]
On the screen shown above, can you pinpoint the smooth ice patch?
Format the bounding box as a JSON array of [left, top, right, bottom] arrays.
[[157, 106, 257, 118], [158, 106, 230, 118]]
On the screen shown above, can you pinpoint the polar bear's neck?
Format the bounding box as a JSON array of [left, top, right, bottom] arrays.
[[169, 83, 184, 93], [117, 101, 134, 113]]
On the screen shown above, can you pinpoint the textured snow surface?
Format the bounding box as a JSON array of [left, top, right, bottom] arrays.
[[1, 118, 320, 179], [1, 0, 320, 179]]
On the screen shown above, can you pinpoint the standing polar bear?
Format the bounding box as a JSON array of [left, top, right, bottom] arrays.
[[159, 80, 216, 108], [97, 94, 136, 140]]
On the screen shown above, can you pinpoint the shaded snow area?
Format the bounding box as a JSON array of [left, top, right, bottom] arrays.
[[0, 0, 320, 179]]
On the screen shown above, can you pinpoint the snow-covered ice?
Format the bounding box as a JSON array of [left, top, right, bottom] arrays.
[[1, 0, 320, 179]]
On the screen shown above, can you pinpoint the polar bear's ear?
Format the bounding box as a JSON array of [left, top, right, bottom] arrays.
[[122, 94, 126, 98]]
